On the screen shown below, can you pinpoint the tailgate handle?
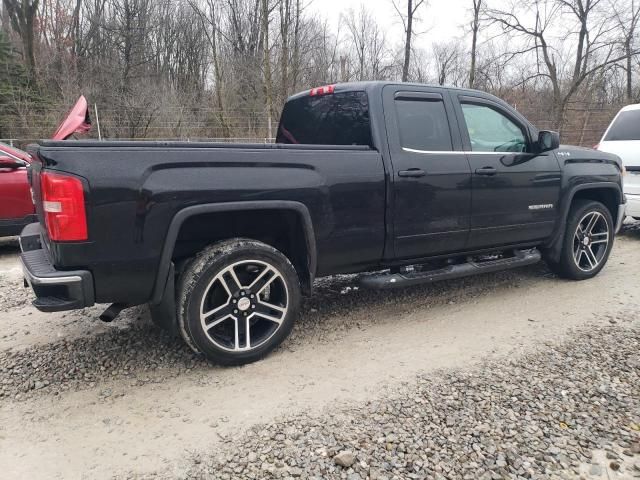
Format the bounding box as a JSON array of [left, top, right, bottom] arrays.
[[475, 166, 497, 176], [398, 168, 426, 178]]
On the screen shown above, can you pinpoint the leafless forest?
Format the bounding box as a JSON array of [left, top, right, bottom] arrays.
[[0, 0, 638, 146]]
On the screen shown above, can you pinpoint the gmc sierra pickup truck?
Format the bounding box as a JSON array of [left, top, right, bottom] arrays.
[[20, 82, 625, 365]]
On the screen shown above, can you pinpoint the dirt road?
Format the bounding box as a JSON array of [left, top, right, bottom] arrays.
[[1, 226, 639, 479]]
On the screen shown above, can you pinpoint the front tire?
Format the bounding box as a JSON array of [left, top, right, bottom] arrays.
[[177, 238, 301, 365], [546, 200, 614, 280]]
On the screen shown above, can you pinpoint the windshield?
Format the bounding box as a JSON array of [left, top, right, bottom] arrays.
[[277, 91, 372, 146], [604, 109, 640, 141]]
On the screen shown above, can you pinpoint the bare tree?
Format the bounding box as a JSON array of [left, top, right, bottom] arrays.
[[262, 0, 275, 134], [342, 6, 391, 81], [610, 0, 640, 101], [3, 0, 39, 78], [189, 0, 231, 137], [392, 0, 427, 82], [486, 0, 634, 129], [433, 41, 465, 86], [469, 0, 482, 88], [1, 0, 640, 144]]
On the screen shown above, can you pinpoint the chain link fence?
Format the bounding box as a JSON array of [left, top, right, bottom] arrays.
[[1, 102, 624, 149]]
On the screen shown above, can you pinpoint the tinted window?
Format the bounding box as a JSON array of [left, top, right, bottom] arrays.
[[604, 109, 640, 141], [394, 99, 452, 151], [276, 91, 372, 146], [461, 103, 526, 152]]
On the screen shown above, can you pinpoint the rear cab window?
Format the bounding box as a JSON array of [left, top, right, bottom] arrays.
[[277, 90, 372, 147], [604, 109, 640, 141]]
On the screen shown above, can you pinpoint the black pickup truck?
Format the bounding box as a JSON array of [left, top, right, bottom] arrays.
[[20, 81, 625, 365]]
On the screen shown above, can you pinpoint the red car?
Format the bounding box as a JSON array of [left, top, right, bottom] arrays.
[[0, 96, 91, 237], [0, 142, 36, 237]]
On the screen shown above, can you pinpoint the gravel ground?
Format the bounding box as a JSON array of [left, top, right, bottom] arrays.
[[0, 311, 202, 399], [0, 239, 32, 311], [1, 225, 640, 478], [186, 322, 640, 480], [0, 264, 545, 400]]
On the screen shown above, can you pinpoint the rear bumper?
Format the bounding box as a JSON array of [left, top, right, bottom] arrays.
[[0, 214, 37, 237], [624, 193, 640, 218], [20, 223, 95, 312]]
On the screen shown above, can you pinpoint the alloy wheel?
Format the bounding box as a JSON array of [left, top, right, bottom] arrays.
[[572, 211, 609, 272], [199, 260, 289, 352]]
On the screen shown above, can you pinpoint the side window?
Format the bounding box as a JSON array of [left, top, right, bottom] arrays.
[[461, 103, 527, 152], [395, 99, 453, 151]]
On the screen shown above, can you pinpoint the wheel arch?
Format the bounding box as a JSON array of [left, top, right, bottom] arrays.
[[151, 201, 317, 303], [544, 182, 622, 263]]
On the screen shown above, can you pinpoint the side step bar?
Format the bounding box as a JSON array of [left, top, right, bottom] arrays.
[[360, 249, 541, 290]]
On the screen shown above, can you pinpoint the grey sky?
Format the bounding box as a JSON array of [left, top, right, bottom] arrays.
[[308, 0, 473, 51]]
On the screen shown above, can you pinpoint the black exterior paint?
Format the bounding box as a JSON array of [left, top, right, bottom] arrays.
[[24, 82, 624, 307]]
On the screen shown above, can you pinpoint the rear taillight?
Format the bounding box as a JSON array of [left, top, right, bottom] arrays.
[[40, 171, 88, 241], [593, 143, 600, 150]]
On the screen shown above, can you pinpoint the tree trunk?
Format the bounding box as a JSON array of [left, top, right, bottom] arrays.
[[402, 0, 412, 82], [279, 0, 290, 103], [291, 0, 300, 91], [469, 27, 477, 88], [210, 3, 230, 138], [262, 0, 274, 137], [2, 0, 40, 81], [626, 40, 633, 102], [469, 0, 481, 88]]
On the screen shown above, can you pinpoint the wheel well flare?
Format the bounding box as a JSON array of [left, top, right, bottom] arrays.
[[172, 208, 312, 293]]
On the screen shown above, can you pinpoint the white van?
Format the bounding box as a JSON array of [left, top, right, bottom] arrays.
[[597, 104, 640, 219]]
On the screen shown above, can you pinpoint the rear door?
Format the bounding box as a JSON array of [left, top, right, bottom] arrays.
[[452, 94, 561, 249], [383, 85, 471, 259]]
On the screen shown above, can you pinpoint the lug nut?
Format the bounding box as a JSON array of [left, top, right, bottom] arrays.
[[252, 305, 256, 309], [232, 299, 237, 304], [233, 309, 238, 314]]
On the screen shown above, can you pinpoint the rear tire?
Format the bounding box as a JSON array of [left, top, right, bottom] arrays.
[[177, 238, 301, 365], [545, 200, 614, 280]]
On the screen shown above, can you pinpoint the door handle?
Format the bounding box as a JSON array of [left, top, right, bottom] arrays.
[[475, 166, 497, 176], [398, 168, 426, 178]]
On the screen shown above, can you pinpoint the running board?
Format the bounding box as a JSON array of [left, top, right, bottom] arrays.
[[360, 249, 541, 290]]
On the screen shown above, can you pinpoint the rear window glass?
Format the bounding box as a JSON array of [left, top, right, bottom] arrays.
[[276, 91, 372, 146], [395, 99, 452, 151], [604, 110, 640, 141]]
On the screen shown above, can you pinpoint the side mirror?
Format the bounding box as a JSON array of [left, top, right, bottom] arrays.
[[0, 156, 26, 169], [537, 130, 560, 153]]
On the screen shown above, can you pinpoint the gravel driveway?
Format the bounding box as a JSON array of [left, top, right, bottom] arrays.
[[188, 323, 640, 480], [1, 225, 640, 479]]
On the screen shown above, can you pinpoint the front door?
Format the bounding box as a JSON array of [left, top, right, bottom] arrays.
[[452, 95, 561, 249], [384, 86, 472, 260]]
